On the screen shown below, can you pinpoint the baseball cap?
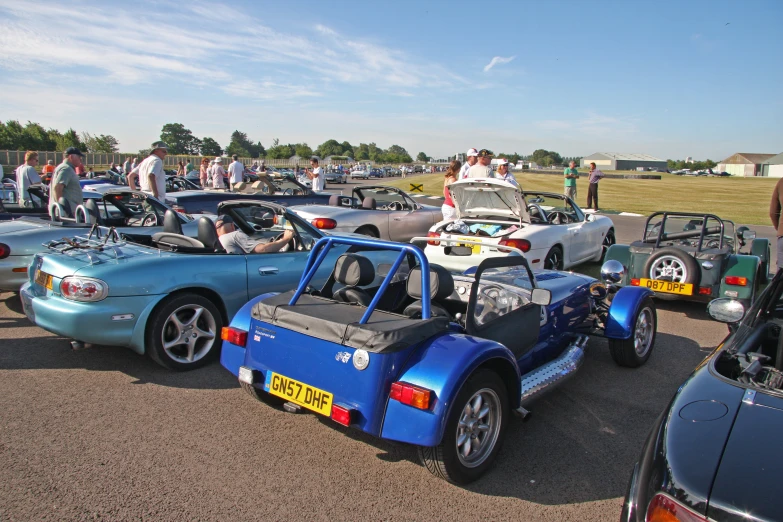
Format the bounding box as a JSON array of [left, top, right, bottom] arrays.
[[477, 149, 494, 158], [497, 158, 509, 166], [466, 148, 479, 157], [64, 146, 84, 157], [215, 215, 234, 228], [150, 141, 169, 151]]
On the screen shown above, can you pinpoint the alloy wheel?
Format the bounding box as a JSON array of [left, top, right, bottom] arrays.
[[634, 307, 654, 357], [455, 388, 502, 468], [650, 255, 687, 282], [161, 304, 217, 364]]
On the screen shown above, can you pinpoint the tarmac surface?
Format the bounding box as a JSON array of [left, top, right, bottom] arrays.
[[0, 179, 776, 521]]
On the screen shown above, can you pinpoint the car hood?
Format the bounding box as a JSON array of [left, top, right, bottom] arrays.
[[706, 392, 783, 521], [449, 179, 529, 222]]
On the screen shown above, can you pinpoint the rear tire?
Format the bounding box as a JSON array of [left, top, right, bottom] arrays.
[[241, 381, 285, 407], [544, 246, 564, 270], [609, 297, 656, 368], [355, 226, 379, 238], [417, 369, 508, 484]]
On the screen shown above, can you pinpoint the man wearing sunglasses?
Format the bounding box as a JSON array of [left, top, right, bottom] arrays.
[[466, 149, 495, 178]]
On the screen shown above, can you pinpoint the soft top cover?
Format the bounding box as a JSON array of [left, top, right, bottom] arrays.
[[252, 290, 448, 353]]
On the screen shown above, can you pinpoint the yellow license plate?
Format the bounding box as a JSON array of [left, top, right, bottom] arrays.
[[264, 372, 333, 416], [639, 278, 693, 295], [457, 237, 481, 254], [34, 269, 53, 290]]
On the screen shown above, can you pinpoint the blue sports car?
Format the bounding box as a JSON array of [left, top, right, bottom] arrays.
[[19, 200, 351, 370], [219, 236, 658, 483]]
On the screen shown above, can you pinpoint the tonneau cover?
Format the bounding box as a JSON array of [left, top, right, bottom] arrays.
[[252, 290, 448, 353]]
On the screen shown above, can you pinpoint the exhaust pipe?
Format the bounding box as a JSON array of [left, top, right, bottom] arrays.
[[519, 335, 589, 406]]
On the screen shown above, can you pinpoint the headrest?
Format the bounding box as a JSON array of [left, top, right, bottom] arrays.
[[362, 197, 376, 210], [197, 216, 220, 249], [163, 209, 183, 234], [329, 194, 343, 207], [251, 181, 264, 190], [407, 264, 455, 300], [233, 181, 247, 191], [334, 254, 375, 287]]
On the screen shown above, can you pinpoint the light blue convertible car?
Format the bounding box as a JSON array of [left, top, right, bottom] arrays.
[[19, 200, 356, 370]]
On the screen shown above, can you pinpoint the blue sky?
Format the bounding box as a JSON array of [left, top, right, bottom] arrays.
[[0, 0, 780, 160]]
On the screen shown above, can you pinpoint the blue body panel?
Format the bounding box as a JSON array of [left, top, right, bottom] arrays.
[[605, 286, 654, 339]]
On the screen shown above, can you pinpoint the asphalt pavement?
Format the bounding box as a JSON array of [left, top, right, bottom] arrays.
[[0, 181, 768, 521]]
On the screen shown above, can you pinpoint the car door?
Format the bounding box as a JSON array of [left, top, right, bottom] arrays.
[[389, 193, 435, 243]]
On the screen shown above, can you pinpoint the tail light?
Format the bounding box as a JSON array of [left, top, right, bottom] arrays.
[[427, 231, 441, 245], [390, 382, 432, 410], [498, 238, 531, 253], [221, 327, 248, 347], [698, 287, 712, 295], [60, 276, 108, 302], [171, 204, 186, 214], [0, 243, 10, 259], [630, 279, 640, 286], [646, 493, 707, 522], [724, 276, 747, 286], [311, 218, 337, 229], [331, 404, 353, 426]]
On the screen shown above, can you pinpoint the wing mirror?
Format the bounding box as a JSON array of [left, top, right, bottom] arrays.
[[586, 214, 595, 222], [737, 226, 756, 240], [707, 298, 745, 324], [531, 288, 551, 306]]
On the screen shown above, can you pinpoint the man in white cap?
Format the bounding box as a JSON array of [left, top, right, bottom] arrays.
[[466, 149, 495, 178], [459, 148, 479, 179], [496, 158, 519, 187], [212, 157, 226, 189], [132, 141, 168, 199]]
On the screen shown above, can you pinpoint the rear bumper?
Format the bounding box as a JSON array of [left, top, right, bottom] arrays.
[[423, 245, 546, 271], [20, 282, 161, 352], [0, 254, 34, 291]]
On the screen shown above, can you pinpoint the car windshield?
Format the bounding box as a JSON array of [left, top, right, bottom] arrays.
[[251, 178, 308, 196], [355, 188, 413, 210], [525, 193, 583, 223]]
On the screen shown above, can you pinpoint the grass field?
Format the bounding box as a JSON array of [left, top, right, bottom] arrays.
[[384, 172, 778, 225]]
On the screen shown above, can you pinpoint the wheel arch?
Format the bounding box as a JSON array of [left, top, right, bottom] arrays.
[[354, 224, 380, 238], [605, 286, 655, 339]]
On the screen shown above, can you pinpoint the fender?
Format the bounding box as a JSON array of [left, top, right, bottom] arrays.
[[718, 254, 759, 301], [605, 244, 631, 285], [128, 294, 168, 354], [380, 333, 519, 447], [605, 286, 654, 339], [221, 292, 279, 377], [750, 238, 770, 282]]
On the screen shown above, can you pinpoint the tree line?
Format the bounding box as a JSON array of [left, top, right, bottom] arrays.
[[666, 158, 718, 171], [0, 120, 120, 153]]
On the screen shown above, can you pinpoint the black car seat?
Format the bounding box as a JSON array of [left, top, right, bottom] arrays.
[[332, 254, 375, 307], [197, 217, 221, 250], [84, 198, 101, 224], [403, 264, 455, 319], [162, 209, 183, 234], [27, 186, 46, 208], [362, 197, 376, 210]]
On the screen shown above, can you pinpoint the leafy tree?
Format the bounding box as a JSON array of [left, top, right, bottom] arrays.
[[225, 141, 250, 158], [56, 128, 86, 152], [295, 143, 313, 158], [200, 137, 222, 156], [340, 141, 354, 158], [266, 138, 295, 159], [355, 143, 370, 160], [81, 132, 120, 153], [226, 130, 264, 158], [416, 152, 429, 162], [531, 149, 562, 166], [380, 144, 412, 163], [315, 139, 343, 158], [160, 123, 199, 154]]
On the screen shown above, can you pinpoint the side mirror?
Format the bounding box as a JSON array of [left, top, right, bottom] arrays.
[[707, 298, 745, 324], [586, 214, 595, 222], [531, 288, 551, 306]]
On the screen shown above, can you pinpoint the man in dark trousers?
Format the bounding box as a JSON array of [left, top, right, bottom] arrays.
[[769, 176, 783, 269], [587, 162, 604, 211]]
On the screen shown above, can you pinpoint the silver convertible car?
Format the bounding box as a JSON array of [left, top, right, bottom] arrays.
[[290, 186, 443, 242], [0, 189, 202, 292]]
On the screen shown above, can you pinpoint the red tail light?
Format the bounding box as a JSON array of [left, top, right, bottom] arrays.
[[724, 276, 747, 286], [390, 382, 432, 410], [311, 217, 337, 229], [646, 493, 708, 522], [221, 327, 248, 347], [631, 279, 640, 286], [427, 231, 441, 246], [171, 205, 186, 214], [0, 243, 9, 259], [698, 287, 712, 295], [498, 238, 531, 253], [331, 404, 353, 426]]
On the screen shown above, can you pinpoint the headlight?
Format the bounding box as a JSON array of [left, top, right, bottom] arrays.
[[60, 276, 108, 302]]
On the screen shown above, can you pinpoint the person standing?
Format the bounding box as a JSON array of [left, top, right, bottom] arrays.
[[770, 177, 783, 269], [586, 162, 604, 211], [74, 162, 86, 177], [185, 159, 194, 176], [136, 141, 169, 199], [442, 160, 460, 220], [306, 158, 324, 192], [176, 161, 185, 177], [123, 157, 132, 176], [16, 151, 42, 207], [131, 157, 139, 170], [496, 158, 519, 187], [563, 161, 579, 200], [459, 148, 479, 179], [228, 154, 245, 190], [467, 149, 494, 178], [199, 157, 209, 187], [212, 157, 226, 189], [49, 147, 84, 216]]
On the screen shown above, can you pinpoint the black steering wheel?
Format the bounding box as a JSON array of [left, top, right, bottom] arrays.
[[475, 285, 505, 326], [141, 213, 159, 227], [705, 239, 721, 249], [274, 230, 299, 252], [547, 211, 569, 225], [387, 201, 404, 211], [281, 188, 293, 195]]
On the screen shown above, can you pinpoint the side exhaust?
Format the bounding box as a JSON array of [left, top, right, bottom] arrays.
[[519, 335, 589, 407]]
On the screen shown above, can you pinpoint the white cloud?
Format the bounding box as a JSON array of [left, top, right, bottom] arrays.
[[483, 56, 516, 72]]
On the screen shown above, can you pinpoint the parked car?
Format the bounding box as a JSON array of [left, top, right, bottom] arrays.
[[413, 165, 424, 173], [325, 171, 348, 184], [368, 168, 385, 178], [383, 167, 401, 177], [621, 270, 783, 521], [220, 235, 657, 484], [350, 170, 369, 180], [0, 190, 202, 292], [425, 180, 615, 272], [18, 200, 350, 370], [604, 211, 768, 307], [291, 186, 443, 241], [164, 178, 330, 215]]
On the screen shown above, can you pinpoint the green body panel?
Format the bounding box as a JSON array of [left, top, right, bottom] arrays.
[[750, 238, 770, 283], [718, 254, 760, 301], [605, 244, 632, 284]]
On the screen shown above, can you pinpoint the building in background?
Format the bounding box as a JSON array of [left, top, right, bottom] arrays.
[[761, 153, 783, 178], [580, 152, 667, 172], [716, 153, 776, 177]]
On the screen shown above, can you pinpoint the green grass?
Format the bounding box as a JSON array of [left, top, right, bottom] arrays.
[[386, 172, 777, 225]]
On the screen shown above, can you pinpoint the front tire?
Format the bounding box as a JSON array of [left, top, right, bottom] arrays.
[[609, 297, 656, 368], [418, 369, 509, 484], [146, 293, 223, 370]]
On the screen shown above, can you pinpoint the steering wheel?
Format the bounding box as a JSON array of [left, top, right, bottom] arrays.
[[387, 201, 404, 211], [527, 203, 548, 222], [547, 211, 569, 225], [705, 239, 721, 249], [141, 213, 159, 227], [274, 231, 299, 252], [281, 188, 293, 195], [475, 285, 504, 325]]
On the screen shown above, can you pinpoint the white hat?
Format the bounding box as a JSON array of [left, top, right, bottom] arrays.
[[467, 148, 479, 157], [215, 157, 223, 163], [497, 158, 509, 166]]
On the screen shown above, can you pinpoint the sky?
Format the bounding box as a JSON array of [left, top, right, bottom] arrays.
[[0, 0, 781, 160]]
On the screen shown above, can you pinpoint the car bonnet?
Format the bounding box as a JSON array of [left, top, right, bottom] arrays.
[[448, 179, 529, 223]]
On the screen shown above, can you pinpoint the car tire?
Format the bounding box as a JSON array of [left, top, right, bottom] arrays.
[[417, 369, 509, 484], [601, 228, 616, 261], [240, 381, 285, 407], [643, 247, 701, 286], [145, 293, 223, 371], [544, 245, 564, 270], [609, 297, 656, 368], [355, 226, 379, 238]]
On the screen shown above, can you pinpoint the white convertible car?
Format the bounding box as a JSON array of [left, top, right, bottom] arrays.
[[424, 178, 615, 271]]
